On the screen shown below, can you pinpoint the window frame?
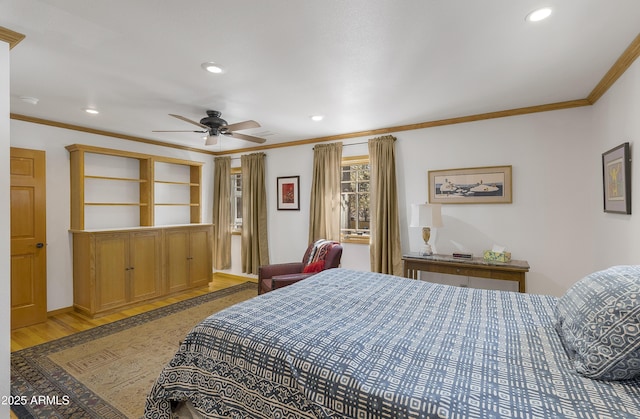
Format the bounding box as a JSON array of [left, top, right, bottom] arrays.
[[340, 155, 371, 245]]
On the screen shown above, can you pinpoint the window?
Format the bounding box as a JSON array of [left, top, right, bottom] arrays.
[[231, 168, 242, 231], [341, 156, 370, 243]]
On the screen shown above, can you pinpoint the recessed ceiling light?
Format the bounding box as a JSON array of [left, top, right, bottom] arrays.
[[526, 7, 552, 22], [83, 108, 99, 115], [201, 62, 224, 74], [310, 115, 324, 122]]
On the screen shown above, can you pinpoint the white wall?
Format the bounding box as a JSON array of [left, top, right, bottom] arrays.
[[220, 108, 595, 296], [10, 120, 215, 311], [1, 40, 11, 419], [591, 57, 640, 267]]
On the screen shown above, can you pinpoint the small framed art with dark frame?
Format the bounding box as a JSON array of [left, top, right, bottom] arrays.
[[602, 142, 631, 214], [277, 175, 300, 210]]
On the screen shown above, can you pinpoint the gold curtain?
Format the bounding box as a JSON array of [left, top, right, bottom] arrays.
[[308, 142, 343, 243], [368, 135, 402, 275], [212, 156, 231, 270], [241, 153, 269, 274]]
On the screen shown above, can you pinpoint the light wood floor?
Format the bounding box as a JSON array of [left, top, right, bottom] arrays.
[[11, 275, 250, 352]]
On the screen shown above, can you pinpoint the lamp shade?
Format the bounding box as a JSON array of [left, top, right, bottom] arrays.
[[410, 203, 443, 228]]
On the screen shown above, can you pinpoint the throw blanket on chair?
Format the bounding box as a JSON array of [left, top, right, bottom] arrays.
[[306, 239, 337, 266]]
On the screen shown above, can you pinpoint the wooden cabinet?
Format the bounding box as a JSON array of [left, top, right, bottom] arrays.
[[165, 226, 212, 293], [73, 229, 163, 316], [73, 225, 212, 317]]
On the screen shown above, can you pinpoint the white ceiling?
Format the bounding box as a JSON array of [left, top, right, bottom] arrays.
[[3, 0, 640, 153]]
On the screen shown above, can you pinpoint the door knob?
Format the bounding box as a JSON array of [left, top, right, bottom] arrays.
[[36, 243, 44, 248]]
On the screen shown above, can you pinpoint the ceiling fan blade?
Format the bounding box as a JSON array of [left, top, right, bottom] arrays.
[[152, 130, 208, 133], [225, 120, 260, 131], [205, 135, 219, 146], [229, 132, 267, 144], [169, 114, 209, 129]]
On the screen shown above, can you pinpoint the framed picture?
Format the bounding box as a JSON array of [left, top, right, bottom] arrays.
[[602, 142, 631, 214], [277, 176, 300, 210], [428, 165, 512, 204]]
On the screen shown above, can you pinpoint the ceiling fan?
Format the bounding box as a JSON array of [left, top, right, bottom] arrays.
[[153, 110, 266, 145]]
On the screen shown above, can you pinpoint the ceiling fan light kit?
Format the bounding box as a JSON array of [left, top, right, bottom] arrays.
[[153, 110, 266, 146]]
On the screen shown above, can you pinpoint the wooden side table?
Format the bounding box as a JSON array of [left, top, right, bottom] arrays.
[[402, 253, 530, 293]]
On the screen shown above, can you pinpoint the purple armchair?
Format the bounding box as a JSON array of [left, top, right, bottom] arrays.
[[258, 240, 343, 294]]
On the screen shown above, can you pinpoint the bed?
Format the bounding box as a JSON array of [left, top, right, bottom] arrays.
[[144, 267, 640, 418]]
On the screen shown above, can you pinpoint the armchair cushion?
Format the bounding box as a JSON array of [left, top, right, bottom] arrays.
[[272, 273, 315, 290]]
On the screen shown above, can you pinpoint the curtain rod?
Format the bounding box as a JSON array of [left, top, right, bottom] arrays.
[[313, 141, 368, 150]]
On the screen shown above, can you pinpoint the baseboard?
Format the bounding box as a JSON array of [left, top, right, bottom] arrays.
[[211, 271, 258, 284], [47, 306, 74, 317]]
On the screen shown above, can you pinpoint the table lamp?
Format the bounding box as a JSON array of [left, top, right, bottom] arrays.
[[410, 203, 443, 255]]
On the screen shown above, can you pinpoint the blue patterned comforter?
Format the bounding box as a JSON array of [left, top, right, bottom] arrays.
[[145, 268, 640, 418]]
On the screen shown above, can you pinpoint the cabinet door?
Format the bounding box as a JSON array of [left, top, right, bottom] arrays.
[[94, 233, 128, 311], [165, 229, 190, 293], [129, 230, 162, 302], [189, 228, 212, 287]]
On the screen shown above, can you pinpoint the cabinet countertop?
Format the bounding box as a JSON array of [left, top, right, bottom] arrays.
[[402, 253, 530, 271]]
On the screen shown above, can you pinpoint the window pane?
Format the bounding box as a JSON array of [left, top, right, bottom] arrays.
[[236, 196, 242, 219], [341, 181, 354, 192], [341, 158, 370, 239], [358, 194, 369, 223], [231, 173, 242, 229]]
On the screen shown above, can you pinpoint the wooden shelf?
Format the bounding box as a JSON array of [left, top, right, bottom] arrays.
[[66, 144, 204, 230], [86, 175, 147, 182], [154, 203, 200, 206], [154, 180, 199, 186], [85, 203, 148, 206]]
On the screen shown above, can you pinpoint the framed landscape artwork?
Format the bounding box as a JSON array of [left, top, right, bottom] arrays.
[[428, 165, 512, 204], [602, 142, 631, 214], [277, 175, 300, 210]]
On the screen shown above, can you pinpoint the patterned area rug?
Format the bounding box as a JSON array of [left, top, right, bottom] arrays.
[[11, 282, 257, 419]]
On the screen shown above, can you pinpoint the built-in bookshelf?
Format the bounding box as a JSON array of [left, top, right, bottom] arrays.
[[153, 160, 202, 226], [66, 144, 203, 230], [66, 144, 210, 317]]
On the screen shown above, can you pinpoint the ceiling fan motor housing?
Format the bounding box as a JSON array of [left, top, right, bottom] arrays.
[[200, 110, 228, 131]]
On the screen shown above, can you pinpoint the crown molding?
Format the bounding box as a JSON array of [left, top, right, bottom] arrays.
[[0, 26, 25, 49], [9, 113, 216, 155], [215, 99, 592, 155], [588, 32, 640, 104]]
